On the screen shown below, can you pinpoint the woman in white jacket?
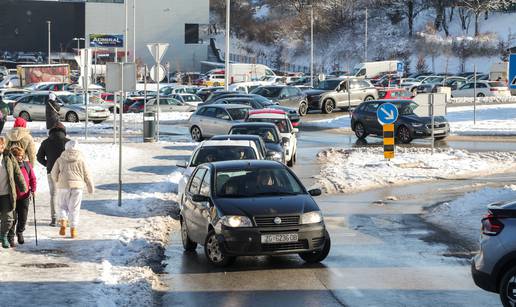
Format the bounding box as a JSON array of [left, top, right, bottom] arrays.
[[51, 140, 94, 238]]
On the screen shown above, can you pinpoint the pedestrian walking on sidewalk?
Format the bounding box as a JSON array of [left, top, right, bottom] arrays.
[[0, 137, 27, 248], [8, 146, 36, 246], [0, 97, 9, 135], [6, 117, 36, 166], [36, 123, 69, 226], [51, 140, 94, 239], [46, 92, 61, 130]]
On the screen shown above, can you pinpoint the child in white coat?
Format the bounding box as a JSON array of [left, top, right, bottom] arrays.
[[51, 140, 94, 238]]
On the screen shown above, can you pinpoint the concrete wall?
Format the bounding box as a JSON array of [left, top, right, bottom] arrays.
[[85, 0, 208, 72]]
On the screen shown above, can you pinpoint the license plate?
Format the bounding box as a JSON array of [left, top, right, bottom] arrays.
[[261, 233, 298, 244], [434, 129, 445, 134]]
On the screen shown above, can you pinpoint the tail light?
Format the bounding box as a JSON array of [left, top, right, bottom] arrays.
[[490, 88, 498, 92], [481, 213, 504, 236]]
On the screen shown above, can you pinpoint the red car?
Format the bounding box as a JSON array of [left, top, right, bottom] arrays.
[[378, 88, 412, 100], [101, 92, 114, 103]]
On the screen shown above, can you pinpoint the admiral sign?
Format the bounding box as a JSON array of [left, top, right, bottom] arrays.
[[89, 34, 124, 48]]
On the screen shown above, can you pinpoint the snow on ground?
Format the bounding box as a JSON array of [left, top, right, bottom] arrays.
[[302, 103, 516, 136], [316, 147, 516, 194], [425, 185, 516, 244]]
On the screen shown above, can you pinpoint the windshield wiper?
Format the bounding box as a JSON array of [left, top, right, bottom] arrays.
[[253, 191, 300, 196]]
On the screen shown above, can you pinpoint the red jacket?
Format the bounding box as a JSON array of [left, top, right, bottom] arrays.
[[17, 161, 37, 200]]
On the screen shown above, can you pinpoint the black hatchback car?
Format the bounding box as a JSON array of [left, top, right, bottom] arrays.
[[180, 160, 331, 267], [351, 100, 450, 143]]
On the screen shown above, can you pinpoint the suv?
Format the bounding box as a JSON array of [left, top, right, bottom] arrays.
[[472, 201, 516, 307], [189, 104, 251, 141], [250, 86, 308, 116], [304, 78, 378, 114]]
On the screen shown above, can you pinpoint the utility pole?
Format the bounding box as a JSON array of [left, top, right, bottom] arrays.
[[47, 21, 51, 64], [125, 0, 129, 63], [364, 8, 368, 62], [310, 4, 314, 88], [224, 0, 230, 90], [133, 0, 136, 63]]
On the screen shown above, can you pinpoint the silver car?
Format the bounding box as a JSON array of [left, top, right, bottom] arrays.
[[146, 97, 196, 113], [472, 200, 516, 306], [13, 91, 110, 123], [189, 104, 251, 141]]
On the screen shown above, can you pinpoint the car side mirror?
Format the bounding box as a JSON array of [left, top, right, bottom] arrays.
[[176, 161, 187, 168], [192, 194, 210, 202], [292, 128, 299, 134], [308, 189, 322, 197]]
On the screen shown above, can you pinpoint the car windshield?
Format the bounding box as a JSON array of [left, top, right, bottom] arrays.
[[488, 82, 506, 88], [231, 126, 279, 143], [182, 95, 201, 102], [160, 87, 173, 95], [248, 118, 290, 133], [191, 146, 257, 167], [216, 168, 304, 197], [397, 102, 418, 115], [227, 108, 249, 120], [252, 95, 275, 106], [58, 94, 84, 105], [252, 87, 282, 98], [315, 80, 341, 90]]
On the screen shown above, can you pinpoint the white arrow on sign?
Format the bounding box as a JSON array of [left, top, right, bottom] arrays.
[[147, 43, 169, 63], [381, 108, 395, 121]]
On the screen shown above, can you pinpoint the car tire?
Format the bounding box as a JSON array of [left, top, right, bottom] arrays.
[[204, 229, 235, 267], [477, 93, 485, 98], [434, 136, 447, 141], [190, 126, 203, 142], [299, 232, 331, 264], [66, 111, 79, 123], [181, 218, 197, 252], [396, 125, 412, 144], [322, 99, 335, 114], [92, 120, 104, 124], [354, 122, 368, 139], [299, 101, 308, 116], [287, 155, 294, 167], [363, 95, 374, 102], [19, 111, 31, 122], [499, 265, 516, 307]]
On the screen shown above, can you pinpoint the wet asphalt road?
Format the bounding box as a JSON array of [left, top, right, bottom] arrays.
[[160, 125, 512, 307]]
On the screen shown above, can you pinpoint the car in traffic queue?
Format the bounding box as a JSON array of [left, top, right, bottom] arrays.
[[416, 77, 467, 94], [351, 99, 450, 144], [250, 85, 309, 116], [471, 200, 516, 307], [179, 160, 331, 267], [229, 122, 286, 164], [378, 88, 413, 100], [210, 134, 269, 162], [189, 104, 251, 141], [246, 109, 298, 166], [176, 139, 263, 204], [304, 78, 378, 114], [13, 91, 110, 123], [196, 87, 224, 101], [451, 81, 511, 98]]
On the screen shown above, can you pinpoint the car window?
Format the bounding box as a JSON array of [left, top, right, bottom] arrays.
[[398, 102, 418, 115], [192, 146, 257, 167], [248, 118, 291, 133], [488, 82, 505, 88], [31, 95, 46, 105], [364, 102, 380, 112], [350, 80, 361, 89], [378, 91, 387, 99], [200, 170, 211, 197], [287, 87, 300, 96], [230, 127, 279, 143], [227, 108, 248, 120], [477, 83, 487, 88], [359, 81, 371, 88], [215, 108, 231, 120], [188, 168, 207, 195], [202, 107, 217, 118]]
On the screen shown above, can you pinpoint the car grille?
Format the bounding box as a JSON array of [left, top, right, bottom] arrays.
[[312, 237, 325, 248], [254, 215, 300, 227], [262, 240, 308, 252], [426, 123, 447, 129]]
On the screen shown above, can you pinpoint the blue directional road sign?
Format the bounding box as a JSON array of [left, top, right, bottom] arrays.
[[377, 103, 399, 125], [397, 62, 404, 77], [509, 54, 516, 91]]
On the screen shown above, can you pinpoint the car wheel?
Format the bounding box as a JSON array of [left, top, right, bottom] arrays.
[[396, 125, 412, 144], [499, 265, 516, 307], [92, 120, 104, 124], [434, 136, 447, 141], [354, 122, 368, 139], [190, 126, 203, 142], [364, 95, 374, 102], [299, 101, 308, 116], [181, 218, 197, 252], [299, 232, 331, 264], [287, 155, 294, 167], [322, 99, 335, 114], [204, 229, 235, 267], [66, 112, 79, 123], [19, 111, 31, 122], [477, 93, 485, 98]]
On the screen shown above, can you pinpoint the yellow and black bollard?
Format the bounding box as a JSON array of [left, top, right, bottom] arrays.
[[383, 124, 395, 159]]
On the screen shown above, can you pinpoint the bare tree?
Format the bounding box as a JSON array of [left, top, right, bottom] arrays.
[[456, 0, 512, 36]]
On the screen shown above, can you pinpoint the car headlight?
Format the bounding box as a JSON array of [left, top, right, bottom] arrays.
[[220, 216, 253, 228], [411, 123, 424, 127], [268, 151, 284, 162], [300, 211, 323, 224]]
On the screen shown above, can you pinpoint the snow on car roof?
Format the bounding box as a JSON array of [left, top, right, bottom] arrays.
[[200, 140, 254, 148], [248, 108, 287, 115]]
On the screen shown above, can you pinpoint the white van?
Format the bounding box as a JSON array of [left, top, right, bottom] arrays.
[[229, 63, 275, 83], [352, 60, 401, 79]]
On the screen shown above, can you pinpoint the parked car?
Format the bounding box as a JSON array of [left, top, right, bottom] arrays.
[[452, 81, 511, 98], [169, 93, 203, 106], [189, 104, 251, 141], [24, 82, 70, 92], [160, 86, 199, 96], [0, 75, 20, 88], [351, 100, 450, 143], [196, 87, 224, 101], [304, 78, 378, 114], [378, 88, 412, 100], [176, 140, 263, 203], [179, 160, 330, 266], [250, 85, 308, 116], [122, 97, 146, 113], [401, 75, 442, 95], [13, 91, 110, 123], [228, 81, 268, 94], [204, 91, 244, 104], [471, 200, 516, 307], [415, 76, 447, 94], [229, 122, 286, 164], [143, 97, 196, 113], [247, 109, 298, 166]]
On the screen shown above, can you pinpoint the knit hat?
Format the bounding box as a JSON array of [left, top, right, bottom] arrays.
[[65, 139, 78, 150], [49, 122, 66, 135], [14, 117, 27, 128]]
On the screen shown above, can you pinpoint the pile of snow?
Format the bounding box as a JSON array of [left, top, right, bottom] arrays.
[[449, 96, 516, 105], [425, 185, 516, 243], [316, 147, 516, 194], [447, 103, 516, 136], [302, 115, 350, 129]]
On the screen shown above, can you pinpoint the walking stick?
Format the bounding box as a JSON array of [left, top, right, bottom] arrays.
[[32, 193, 38, 246]]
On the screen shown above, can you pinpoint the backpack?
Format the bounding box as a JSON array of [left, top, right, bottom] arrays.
[[22, 161, 34, 192]]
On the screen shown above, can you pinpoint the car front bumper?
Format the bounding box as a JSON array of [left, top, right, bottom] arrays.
[[217, 223, 327, 256], [411, 124, 450, 139]]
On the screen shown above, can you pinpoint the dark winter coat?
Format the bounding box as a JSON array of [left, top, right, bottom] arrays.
[[0, 152, 27, 211], [36, 126, 70, 174], [45, 97, 61, 129]]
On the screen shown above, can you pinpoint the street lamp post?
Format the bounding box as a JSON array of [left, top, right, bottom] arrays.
[[72, 37, 85, 55], [310, 4, 314, 88], [47, 21, 51, 64], [224, 0, 230, 91], [133, 0, 136, 63]]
